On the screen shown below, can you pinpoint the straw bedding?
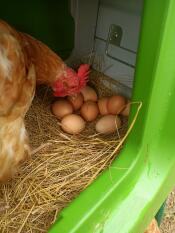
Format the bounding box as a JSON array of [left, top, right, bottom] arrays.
[[160, 188, 175, 233], [0, 71, 130, 233]]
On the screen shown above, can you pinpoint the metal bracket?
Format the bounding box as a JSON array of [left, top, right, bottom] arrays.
[[108, 24, 123, 47], [105, 24, 136, 68]]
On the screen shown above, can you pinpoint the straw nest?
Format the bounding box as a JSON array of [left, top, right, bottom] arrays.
[[0, 71, 135, 233]]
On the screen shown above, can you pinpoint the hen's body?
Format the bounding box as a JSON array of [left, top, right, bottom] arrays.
[[0, 22, 36, 181]]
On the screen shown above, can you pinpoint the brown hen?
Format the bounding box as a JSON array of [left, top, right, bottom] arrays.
[[0, 19, 90, 181]]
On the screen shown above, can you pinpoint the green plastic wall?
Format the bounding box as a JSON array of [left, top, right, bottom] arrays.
[[0, 0, 74, 59]]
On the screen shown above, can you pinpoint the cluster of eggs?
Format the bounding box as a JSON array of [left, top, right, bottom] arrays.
[[51, 86, 130, 135]]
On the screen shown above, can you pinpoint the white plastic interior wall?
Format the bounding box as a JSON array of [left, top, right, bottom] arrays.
[[67, 0, 143, 98]]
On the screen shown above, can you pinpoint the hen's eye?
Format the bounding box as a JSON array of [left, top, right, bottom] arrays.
[[63, 81, 69, 88]]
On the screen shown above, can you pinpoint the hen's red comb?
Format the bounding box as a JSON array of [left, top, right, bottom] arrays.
[[78, 64, 90, 88], [77, 64, 90, 78]]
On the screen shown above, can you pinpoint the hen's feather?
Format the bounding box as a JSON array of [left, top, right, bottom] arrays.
[[18, 32, 66, 85]]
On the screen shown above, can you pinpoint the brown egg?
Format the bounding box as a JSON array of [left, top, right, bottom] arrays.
[[98, 97, 109, 115], [121, 100, 131, 116], [107, 95, 126, 114], [52, 100, 73, 119], [95, 115, 121, 134], [80, 86, 98, 102], [80, 101, 99, 122], [67, 93, 84, 111], [61, 114, 85, 134]]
